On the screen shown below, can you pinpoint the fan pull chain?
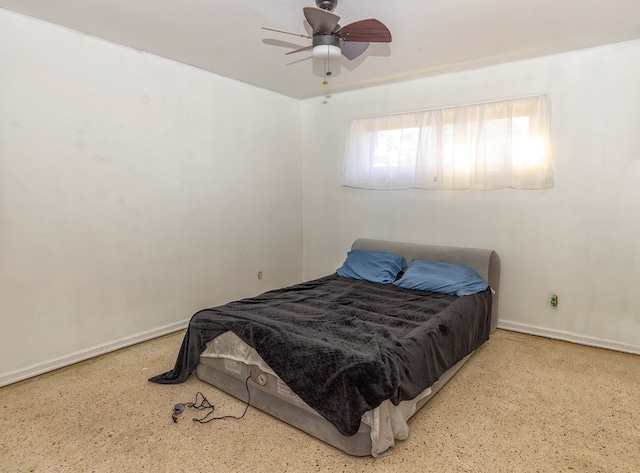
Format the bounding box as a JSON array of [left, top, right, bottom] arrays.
[[321, 59, 332, 104], [322, 57, 333, 86]]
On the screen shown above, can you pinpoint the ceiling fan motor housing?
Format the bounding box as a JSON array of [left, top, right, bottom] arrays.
[[312, 34, 341, 48], [316, 0, 338, 12]]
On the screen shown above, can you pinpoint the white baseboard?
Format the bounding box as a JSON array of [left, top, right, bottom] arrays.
[[498, 320, 640, 356], [3, 318, 635, 388], [0, 319, 190, 388]]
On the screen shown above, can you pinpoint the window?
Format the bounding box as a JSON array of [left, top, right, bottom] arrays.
[[342, 95, 553, 190]]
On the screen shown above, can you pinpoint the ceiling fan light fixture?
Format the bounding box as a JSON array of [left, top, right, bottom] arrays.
[[311, 33, 341, 60], [312, 44, 341, 60]]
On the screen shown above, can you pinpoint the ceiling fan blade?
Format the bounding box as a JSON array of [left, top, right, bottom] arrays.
[[341, 41, 370, 60], [303, 6, 340, 34], [262, 27, 312, 39], [285, 45, 313, 56], [336, 19, 392, 43]]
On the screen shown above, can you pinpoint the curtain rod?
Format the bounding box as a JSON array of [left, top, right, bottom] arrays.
[[353, 93, 547, 121]]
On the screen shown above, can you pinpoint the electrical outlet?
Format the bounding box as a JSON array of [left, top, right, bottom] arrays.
[[257, 271, 263, 280], [551, 294, 558, 308]]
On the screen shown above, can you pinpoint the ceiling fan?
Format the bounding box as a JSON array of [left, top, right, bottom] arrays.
[[262, 0, 392, 62]]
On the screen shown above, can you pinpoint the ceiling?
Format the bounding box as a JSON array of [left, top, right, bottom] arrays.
[[2, 0, 640, 99]]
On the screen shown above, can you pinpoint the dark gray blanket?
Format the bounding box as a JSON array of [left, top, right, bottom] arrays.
[[150, 274, 492, 436]]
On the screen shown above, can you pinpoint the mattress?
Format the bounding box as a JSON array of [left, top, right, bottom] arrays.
[[152, 275, 492, 432], [196, 330, 471, 457]]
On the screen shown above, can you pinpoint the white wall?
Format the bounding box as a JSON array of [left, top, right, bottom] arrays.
[[300, 40, 640, 354], [0, 10, 302, 385]]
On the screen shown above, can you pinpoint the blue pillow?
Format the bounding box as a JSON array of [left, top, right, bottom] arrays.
[[336, 249, 407, 284], [393, 260, 488, 296]]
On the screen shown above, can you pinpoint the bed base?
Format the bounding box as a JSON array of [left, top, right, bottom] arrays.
[[196, 353, 471, 456]]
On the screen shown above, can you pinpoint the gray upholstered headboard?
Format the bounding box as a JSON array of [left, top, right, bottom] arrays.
[[351, 238, 501, 333]]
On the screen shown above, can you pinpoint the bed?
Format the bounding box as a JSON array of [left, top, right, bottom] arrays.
[[150, 238, 500, 457]]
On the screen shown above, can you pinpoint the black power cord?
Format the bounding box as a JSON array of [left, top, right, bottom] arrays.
[[172, 375, 252, 424]]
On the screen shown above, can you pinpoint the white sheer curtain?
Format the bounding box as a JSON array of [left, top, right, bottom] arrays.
[[342, 95, 553, 190]]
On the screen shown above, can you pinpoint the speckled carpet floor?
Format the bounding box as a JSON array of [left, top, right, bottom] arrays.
[[1, 329, 638, 473]]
